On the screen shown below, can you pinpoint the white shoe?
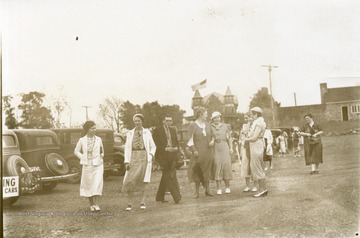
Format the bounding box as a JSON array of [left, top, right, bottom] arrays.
[[94, 205, 101, 211], [125, 204, 132, 211], [243, 187, 251, 192], [216, 189, 222, 195], [225, 188, 231, 194], [264, 167, 268, 171], [140, 202, 146, 210], [251, 187, 258, 192], [90, 205, 96, 212]]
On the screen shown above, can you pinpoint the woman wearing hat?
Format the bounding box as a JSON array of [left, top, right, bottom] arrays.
[[240, 113, 259, 192], [187, 107, 214, 198], [122, 114, 156, 211], [210, 111, 233, 195], [245, 107, 268, 197], [74, 120, 104, 211]]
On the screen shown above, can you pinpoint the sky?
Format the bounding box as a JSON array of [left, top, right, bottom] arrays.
[[2, 0, 360, 127]]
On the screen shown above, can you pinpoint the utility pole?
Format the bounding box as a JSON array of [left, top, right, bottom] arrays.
[[261, 64, 278, 127], [82, 106, 91, 121]]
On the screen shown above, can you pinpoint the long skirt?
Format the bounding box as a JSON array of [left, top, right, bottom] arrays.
[[122, 150, 148, 192], [240, 146, 251, 178], [249, 140, 266, 181], [304, 142, 323, 166], [80, 164, 104, 197]]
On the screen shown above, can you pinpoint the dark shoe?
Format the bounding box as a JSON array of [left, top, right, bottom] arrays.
[[175, 199, 181, 204], [205, 191, 213, 197], [194, 193, 199, 199], [309, 171, 315, 175], [156, 199, 169, 203], [314, 171, 319, 174], [253, 190, 268, 198]]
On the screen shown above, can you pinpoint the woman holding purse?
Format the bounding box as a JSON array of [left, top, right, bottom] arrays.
[[299, 113, 323, 174]]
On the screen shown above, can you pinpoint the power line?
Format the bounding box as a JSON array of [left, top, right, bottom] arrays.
[[82, 106, 91, 121], [261, 65, 278, 127]]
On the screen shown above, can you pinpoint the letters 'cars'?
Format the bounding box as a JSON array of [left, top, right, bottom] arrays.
[[2, 130, 42, 206]]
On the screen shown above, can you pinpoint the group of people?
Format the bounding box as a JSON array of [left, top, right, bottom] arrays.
[[73, 108, 323, 212]]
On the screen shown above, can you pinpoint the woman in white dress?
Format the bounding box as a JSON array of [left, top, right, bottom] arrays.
[[74, 121, 104, 211]]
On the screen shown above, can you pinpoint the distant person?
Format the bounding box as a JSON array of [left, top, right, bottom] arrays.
[[277, 131, 287, 157], [152, 115, 181, 204], [239, 113, 258, 192], [74, 120, 104, 212], [244, 107, 268, 197], [292, 128, 301, 157], [210, 111, 233, 195], [263, 128, 273, 170], [122, 114, 156, 211], [187, 108, 213, 198], [299, 114, 323, 174]]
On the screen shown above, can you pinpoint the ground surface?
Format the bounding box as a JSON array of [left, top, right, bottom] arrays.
[[3, 134, 360, 238]]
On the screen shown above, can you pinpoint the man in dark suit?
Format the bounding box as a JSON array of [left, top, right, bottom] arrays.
[[152, 115, 181, 204]]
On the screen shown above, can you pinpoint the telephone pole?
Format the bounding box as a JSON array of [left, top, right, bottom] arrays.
[[261, 65, 278, 127], [82, 106, 91, 121]]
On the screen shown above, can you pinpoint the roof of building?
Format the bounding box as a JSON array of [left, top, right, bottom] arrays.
[[325, 86, 360, 103]]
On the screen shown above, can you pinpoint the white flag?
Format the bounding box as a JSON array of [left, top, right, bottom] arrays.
[[191, 79, 207, 91]]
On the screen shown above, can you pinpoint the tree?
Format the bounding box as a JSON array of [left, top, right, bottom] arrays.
[[120, 101, 141, 129], [98, 96, 123, 132], [249, 87, 280, 110], [2, 95, 18, 129], [161, 104, 186, 128], [18, 91, 54, 129], [51, 86, 69, 128], [205, 94, 224, 118]]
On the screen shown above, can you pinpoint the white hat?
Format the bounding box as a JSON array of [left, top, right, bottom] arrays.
[[211, 111, 222, 119], [250, 107, 263, 114]]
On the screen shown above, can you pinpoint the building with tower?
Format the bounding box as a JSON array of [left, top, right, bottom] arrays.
[[189, 86, 242, 128]]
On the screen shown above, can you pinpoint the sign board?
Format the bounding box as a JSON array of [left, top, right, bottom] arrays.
[[3, 176, 19, 198]]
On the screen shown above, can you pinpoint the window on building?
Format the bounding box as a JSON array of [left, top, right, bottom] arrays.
[[351, 105, 360, 113]]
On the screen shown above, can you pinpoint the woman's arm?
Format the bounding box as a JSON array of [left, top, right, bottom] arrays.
[[245, 126, 262, 142], [74, 139, 83, 159]]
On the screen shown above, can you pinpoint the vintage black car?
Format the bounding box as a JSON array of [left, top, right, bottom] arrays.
[[52, 128, 125, 183], [2, 130, 42, 206], [11, 129, 78, 191]]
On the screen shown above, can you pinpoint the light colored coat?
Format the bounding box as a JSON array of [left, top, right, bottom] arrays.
[[74, 136, 104, 166], [124, 128, 156, 182]]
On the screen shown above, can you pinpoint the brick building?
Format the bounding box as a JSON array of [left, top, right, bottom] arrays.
[[276, 83, 360, 128]]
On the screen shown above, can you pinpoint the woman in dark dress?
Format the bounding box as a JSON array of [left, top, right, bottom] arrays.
[[187, 108, 213, 198], [299, 113, 323, 174]]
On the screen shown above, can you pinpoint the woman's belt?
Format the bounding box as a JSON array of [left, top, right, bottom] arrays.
[[215, 139, 227, 143], [132, 148, 146, 151]]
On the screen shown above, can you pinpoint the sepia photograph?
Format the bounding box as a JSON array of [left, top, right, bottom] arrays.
[[2, 0, 360, 237]]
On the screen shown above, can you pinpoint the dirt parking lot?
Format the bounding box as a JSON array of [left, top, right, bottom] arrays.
[[3, 135, 360, 238]]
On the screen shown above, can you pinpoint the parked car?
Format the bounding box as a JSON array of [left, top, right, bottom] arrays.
[[113, 132, 126, 175], [2, 130, 42, 206], [52, 128, 125, 183], [10, 129, 77, 192]]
